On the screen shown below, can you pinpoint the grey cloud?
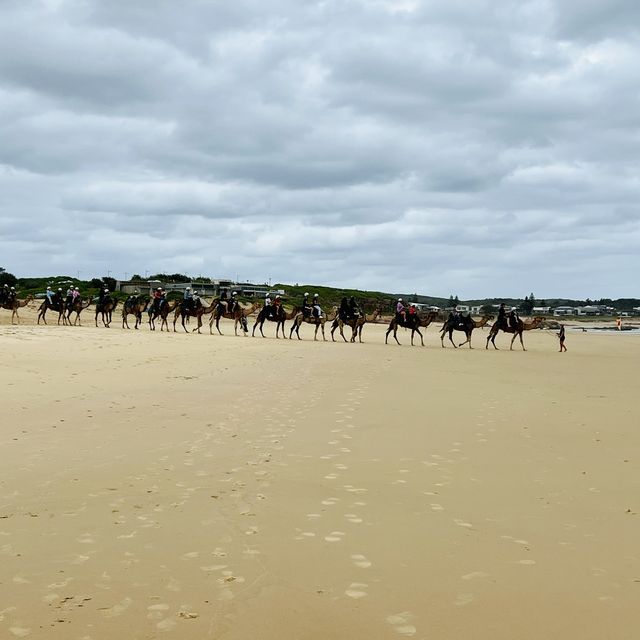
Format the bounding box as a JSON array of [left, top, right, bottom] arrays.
[[0, 0, 639, 298]]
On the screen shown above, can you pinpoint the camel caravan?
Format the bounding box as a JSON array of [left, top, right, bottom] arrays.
[[1, 282, 548, 350]]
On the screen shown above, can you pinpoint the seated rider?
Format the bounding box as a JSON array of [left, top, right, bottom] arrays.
[[183, 286, 193, 311], [497, 303, 507, 330], [273, 295, 282, 317], [396, 298, 406, 323], [152, 287, 164, 314], [348, 296, 360, 319], [55, 288, 64, 307], [72, 286, 81, 303], [264, 293, 272, 318], [228, 291, 238, 315], [312, 294, 321, 319], [192, 290, 201, 310], [8, 286, 17, 304], [65, 287, 74, 310], [454, 306, 464, 328], [508, 308, 520, 329], [408, 303, 417, 322], [0, 284, 8, 304], [302, 292, 312, 318], [126, 288, 139, 311], [45, 286, 56, 306], [339, 296, 349, 322]]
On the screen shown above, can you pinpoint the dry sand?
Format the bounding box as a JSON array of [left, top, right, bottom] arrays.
[[1, 303, 639, 639]]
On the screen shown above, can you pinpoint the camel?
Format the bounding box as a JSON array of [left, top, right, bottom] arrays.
[[289, 307, 337, 341], [122, 297, 149, 330], [1, 295, 33, 324], [210, 301, 260, 336], [385, 311, 438, 346], [37, 297, 66, 325], [95, 298, 119, 328], [252, 304, 299, 338], [486, 316, 546, 351], [173, 298, 217, 333], [331, 307, 381, 343], [64, 297, 92, 326], [148, 299, 181, 331], [440, 314, 494, 349]]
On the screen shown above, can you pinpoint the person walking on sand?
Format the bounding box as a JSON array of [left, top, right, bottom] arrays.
[[616, 317, 622, 331], [557, 324, 567, 352]]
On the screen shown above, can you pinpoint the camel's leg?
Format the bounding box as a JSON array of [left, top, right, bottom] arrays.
[[417, 328, 424, 347], [440, 330, 446, 348], [252, 319, 258, 337], [448, 330, 457, 348], [260, 321, 266, 338], [123, 314, 128, 329], [458, 331, 472, 348], [339, 323, 348, 343], [216, 316, 223, 335]]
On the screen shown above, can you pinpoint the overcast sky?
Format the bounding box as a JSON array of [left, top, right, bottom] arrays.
[[1, 0, 639, 299]]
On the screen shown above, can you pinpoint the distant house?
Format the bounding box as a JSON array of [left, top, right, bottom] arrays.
[[553, 306, 577, 316], [116, 278, 285, 299], [532, 306, 551, 314]]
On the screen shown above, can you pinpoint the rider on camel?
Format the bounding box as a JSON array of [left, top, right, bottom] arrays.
[[396, 298, 406, 324], [312, 294, 321, 319], [264, 292, 272, 318], [348, 296, 360, 319], [497, 303, 507, 330], [302, 292, 312, 318], [228, 291, 238, 315], [508, 307, 520, 329], [339, 297, 349, 322], [152, 287, 165, 314]]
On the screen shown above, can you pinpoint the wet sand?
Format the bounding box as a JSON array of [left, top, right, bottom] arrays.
[[1, 304, 639, 639]]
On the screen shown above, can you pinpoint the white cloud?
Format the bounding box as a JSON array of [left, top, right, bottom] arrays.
[[0, 0, 639, 298]]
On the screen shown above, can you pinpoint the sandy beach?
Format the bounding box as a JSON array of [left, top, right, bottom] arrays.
[[1, 304, 639, 639]]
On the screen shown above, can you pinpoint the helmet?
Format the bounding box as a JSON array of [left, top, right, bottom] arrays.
[[157, 287, 162, 291], [313, 293, 318, 298], [265, 293, 269, 298], [74, 287, 79, 291], [58, 288, 62, 291], [304, 292, 309, 297], [10, 287, 15, 291], [104, 287, 109, 292], [46, 286, 51, 290], [186, 287, 190, 291], [398, 298, 402, 302], [276, 295, 280, 299], [232, 291, 237, 296], [411, 303, 416, 307]]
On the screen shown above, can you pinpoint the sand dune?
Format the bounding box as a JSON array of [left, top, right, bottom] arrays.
[[1, 304, 639, 639]]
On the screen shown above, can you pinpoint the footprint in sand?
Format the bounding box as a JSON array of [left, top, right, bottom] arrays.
[[100, 597, 133, 618], [9, 627, 31, 638], [454, 593, 475, 606], [351, 554, 372, 568], [386, 611, 417, 636], [324, 531, 345, 542], [345, 582, 368, 599]]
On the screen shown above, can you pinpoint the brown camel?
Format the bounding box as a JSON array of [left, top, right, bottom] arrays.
[[486, 316, 545, 351], [385, 311, 438, 346], [64, 297, 92, 326], [289, 307, 337, 341], [331, 307, 381, 343], [95, 298, 119, 328], [148, 299, 180, 332], [210, 301, 260, 336], [37, 296, 66, 325], [440, 314, 494, 349], [122, 297, 149, 330], [1, 295, 33, 324], [252, 304, 299, 338], [173, 298, 217, 333]]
